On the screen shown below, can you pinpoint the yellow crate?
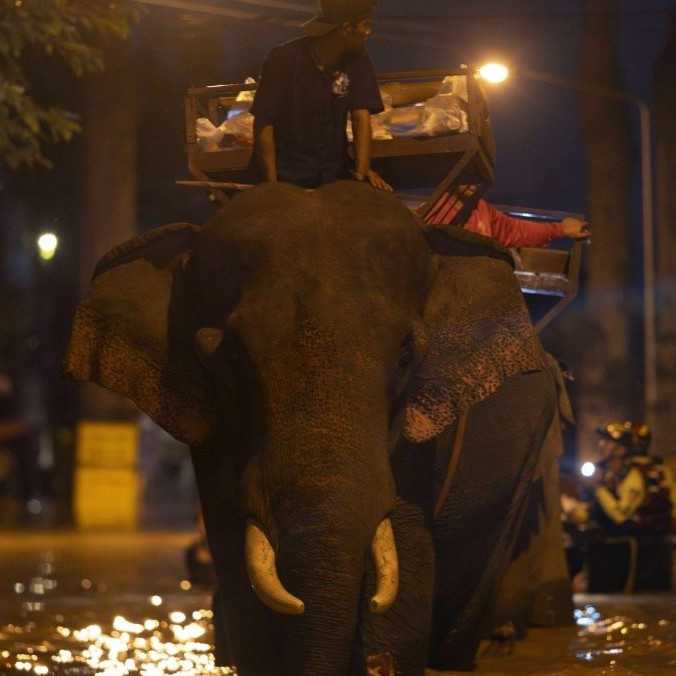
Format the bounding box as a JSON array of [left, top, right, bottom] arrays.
[[76, 421, 139, 468], [74, 467, 140, 529]]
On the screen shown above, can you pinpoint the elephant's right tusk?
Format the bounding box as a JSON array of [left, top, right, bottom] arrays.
[[369, 518, 399, 614], [245, 521, 305, 615]]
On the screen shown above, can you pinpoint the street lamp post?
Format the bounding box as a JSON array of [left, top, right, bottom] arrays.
[[479, 64, 658, 429]]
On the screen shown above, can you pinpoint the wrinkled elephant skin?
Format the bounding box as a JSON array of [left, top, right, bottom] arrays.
[[65, 182, 554, 675], [491, 356, 575, 638]]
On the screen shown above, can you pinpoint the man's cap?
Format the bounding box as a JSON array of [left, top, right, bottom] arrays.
[[303, 0, 376, 37], [597, 420, 652, 451]]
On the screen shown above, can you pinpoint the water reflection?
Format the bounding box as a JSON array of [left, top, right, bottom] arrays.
[[3, 545, 676, 675], [575, 604, 602, 627], [572, 603, 676, 674], [1, 606, 234, 675], [1, 550, 234, 675]]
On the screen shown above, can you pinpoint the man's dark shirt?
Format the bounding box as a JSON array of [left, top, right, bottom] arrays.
[[251, 37, 383, 188]]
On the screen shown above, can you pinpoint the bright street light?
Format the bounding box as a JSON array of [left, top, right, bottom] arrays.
[[37, 232, 59, 261], [478, 62, 510, 84], [580, 462, 596, 478]]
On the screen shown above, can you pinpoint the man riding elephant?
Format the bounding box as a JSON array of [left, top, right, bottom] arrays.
[[65, 181, 556, 675], [252, 0, 392, 191]]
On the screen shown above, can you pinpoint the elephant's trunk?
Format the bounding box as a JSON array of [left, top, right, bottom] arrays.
[[245, 517, 399, 616]]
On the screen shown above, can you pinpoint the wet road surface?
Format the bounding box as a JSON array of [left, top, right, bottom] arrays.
[[434, 595, 676, 675], [0, 532, 228, 675], [1, 531, 675, 675]]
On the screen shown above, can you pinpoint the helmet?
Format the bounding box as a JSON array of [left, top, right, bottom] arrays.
[[630, 422, 652, 452], [597, 420, 651, 452]]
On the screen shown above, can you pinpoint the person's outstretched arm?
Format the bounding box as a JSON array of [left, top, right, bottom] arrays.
[[473, 200, 590, 248]]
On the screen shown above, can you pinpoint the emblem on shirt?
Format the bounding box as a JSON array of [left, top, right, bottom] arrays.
[[332, 71, 350, 97]]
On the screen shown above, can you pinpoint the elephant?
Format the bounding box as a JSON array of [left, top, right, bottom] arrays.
[[65, 181, 557, 676], [490, 354, 575, 638]]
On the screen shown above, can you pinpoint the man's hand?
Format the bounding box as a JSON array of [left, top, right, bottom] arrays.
[[353, 169, 393, 192], [351, 109, 393, 192], [561, 217, 591, 240]]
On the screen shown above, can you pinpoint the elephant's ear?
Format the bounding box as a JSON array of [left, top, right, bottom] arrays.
[[64, 223, 217, 446], [404, 250, 546, 443]]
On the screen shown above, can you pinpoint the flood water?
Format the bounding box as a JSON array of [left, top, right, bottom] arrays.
[[0, 532, 230, 675], [446, 596, 676, 676], [1, 532, 675, 675]]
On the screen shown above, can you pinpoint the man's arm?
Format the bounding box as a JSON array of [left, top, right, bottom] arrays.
[[348, 51, 391, 192], [250, 47, 284, 183], [351, 109, 392, 191], [478, 201, 590, 248], [595, 468, 645, 525], [254, 119, 278, 183]]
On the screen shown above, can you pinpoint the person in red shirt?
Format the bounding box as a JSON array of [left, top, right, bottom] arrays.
[[465, 199, 590, 248], [422, 184, 590, 248]]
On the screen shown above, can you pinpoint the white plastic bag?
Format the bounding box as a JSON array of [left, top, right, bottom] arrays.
[[378, 98, 468, 138], [195, 111, 254, 150], [437, 75, 469, 103], [234, 76, 257, 108], [378, 104, 425, 137], [380, 99, 468, 138], [378, 75, 469, 138], [419, 75, 469, 135], [346, 90, 394, 141], [223, 111, 254, 144], [196, 117, 226, 151], [195, 76, 257, 150]]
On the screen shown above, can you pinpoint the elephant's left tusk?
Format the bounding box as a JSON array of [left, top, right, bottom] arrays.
[[369, 518, 399, 614]]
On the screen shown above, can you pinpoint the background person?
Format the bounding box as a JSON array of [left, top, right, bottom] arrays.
[[592, 421, 673, 536]]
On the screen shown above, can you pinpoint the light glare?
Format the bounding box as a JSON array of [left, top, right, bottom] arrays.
[[581, 462, 596, 478], [478, 62, 509, 84], [37, 232, 59, 260]]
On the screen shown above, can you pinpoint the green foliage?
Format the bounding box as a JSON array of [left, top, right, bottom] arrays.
[[0, 0, 142, 169]]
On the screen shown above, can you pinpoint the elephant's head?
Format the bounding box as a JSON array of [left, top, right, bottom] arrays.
[[65, 182, 544, 672]]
